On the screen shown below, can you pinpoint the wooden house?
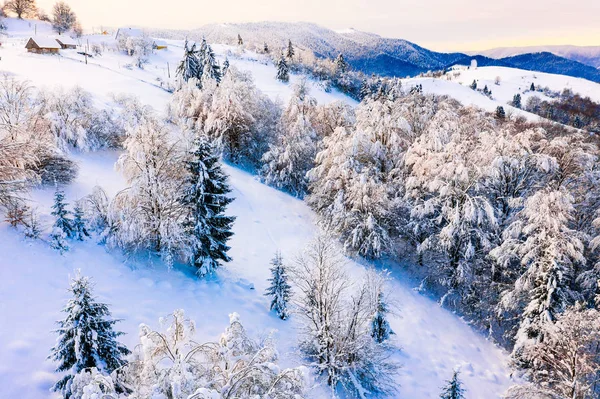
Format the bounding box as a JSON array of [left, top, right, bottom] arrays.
[[55, 36, 78, 50], [25, 37, 61, 54]]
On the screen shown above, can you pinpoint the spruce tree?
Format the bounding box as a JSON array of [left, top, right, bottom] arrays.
[[495, 106, 506, 120], [176, 40, 202, 85], [286, 39, 294, 59], [371, 291, 394, 343], [72, 203, 90, 241], [237, 34, 243, 46], [264, 251, 292, 319], [512, 93, 522, 109], [440, 371, 466, 399], [49, 272, 130, 398], [181, 136, 235, 277], [263, 42, 269, 53], [201, 43, 221, 84], [530, 82, 535, 91], [276, 55, 290, 83], [469, 80, 477, 90], [51, 188, 74, 252], [335, 53, 349, 75]]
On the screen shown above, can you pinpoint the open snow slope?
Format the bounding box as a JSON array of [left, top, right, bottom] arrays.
[[402, 65, 600, 122], [0, 19, 515, 398]]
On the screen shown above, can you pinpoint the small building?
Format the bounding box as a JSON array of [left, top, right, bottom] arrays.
[[55, 36, 78, 49], [25, 37, 61, 54], [153, 39, 168, 50], [115, 27, 144, 42]]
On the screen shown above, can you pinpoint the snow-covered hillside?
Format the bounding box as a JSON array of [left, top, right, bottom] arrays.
[[0, 18, 523, 399], [402, 65, 600, 121]]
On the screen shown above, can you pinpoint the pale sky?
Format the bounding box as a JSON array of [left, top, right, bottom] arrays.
[[36, 0, 600, 52]]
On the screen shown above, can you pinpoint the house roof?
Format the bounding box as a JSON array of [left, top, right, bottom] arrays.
[[55, 36, 78, 46], [27, 37, 61, 49], [115, 28, 144, 39]]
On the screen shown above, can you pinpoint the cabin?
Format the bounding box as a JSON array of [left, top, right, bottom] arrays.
[[115, 27, 144, 42], [153, 39, 168, 50], [55, 36, 78, 50], [25, 37, 61, 54]]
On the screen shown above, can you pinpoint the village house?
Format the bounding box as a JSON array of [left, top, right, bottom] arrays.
[[55, 36, 78, 50], [25, 37, 61, 54]]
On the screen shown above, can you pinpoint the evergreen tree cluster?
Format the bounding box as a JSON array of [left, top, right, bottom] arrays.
[[50, 189, 89, 252], [176, 39, 222, 88]]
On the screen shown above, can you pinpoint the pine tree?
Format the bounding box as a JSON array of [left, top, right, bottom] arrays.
[[512, 93, 522, 109], [276, 55, 289, 83], [176, 40, 202, 85], [286, 39, 294, 59], [264, 251, 292, 320], [49, 272, 130, 399], [237, 34, 243, 46], [201, 43, 221, 84], [470, 80, 477, 90], [482, 85, 489, 95], [181, 136, 236, 277], [263, 42, 269, 53], [72, 203, 90, 241], [335, 53, 349, 75], [530, 82, 535, 91], [371, 291, 394, 343], [495, 105, 506, 120], [222, 58, 230, 76], [440, 371, 466, 399], [51, 188, 74, 252]]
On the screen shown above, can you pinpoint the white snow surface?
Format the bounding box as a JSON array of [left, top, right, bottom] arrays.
[[0, 18, 528, 399]]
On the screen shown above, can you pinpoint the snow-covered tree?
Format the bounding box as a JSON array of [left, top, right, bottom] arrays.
[[492, 189, 585, 361], [49, 272, 130, 398], [334, 53, 349, 75], [512, 93, 522, 109], [52, 1, 77, 35], [519, 304, 600, 399], [69, 368, 118, 399], [72, 202, 89, 241], [50, 188, 74, 252], [200, 42, 221, 85], [176, 40, 202, 86], [440, 370, 466, 399], [265, 251, 292, 320], [180, 136, 235, 277], [495, 106, 506, 120], [237, 33, 243, 46], [112, 117, 185, 265], [292, 236, 399, 396], [262, 80, 317, 197], [276, 55, 289, 83], [286, 39, 294, 59], [124, 310, 307, 399], [371, 291, 394, 343]]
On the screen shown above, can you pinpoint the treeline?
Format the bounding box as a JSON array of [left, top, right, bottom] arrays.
[[526, 89, 600, 134]]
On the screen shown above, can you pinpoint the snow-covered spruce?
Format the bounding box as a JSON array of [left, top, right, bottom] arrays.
[[264, 251, 292, 319], [50, 188, 74, 252], [276, 54, 289, 83], [181, 135, 235, 277], [49, 272, 130, 399], [440, 370, 466, 399], [371, 291, 394, 344], [72, 202, 90, 241]]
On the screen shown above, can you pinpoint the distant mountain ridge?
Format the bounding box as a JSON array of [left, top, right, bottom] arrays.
[[474, 45, 600, 69], [146, 22, 600, 83]]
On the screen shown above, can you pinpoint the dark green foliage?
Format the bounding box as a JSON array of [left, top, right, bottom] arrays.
[[512, 93, 522, 109], [495, 106, 506, 120], [371, 292, 394, 343], [530, 82, 535, 91], [276, 55, 289, 83], [286, 39, 294, 59], [49, 273, 130, 398], [73, 204, 90, 241], [181, 136, 235, 277], [176, 40, 202, 84], [470, 80, 477, 90], [265, 251, 292, 320], [440, 371, 466, 399]]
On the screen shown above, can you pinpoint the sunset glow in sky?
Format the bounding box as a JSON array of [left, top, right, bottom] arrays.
[[36, 0, 600, 51]]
